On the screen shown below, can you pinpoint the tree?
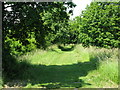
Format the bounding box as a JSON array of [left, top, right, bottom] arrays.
[[2, 2, 76, 81], [77, 2, 120, 48], [3, 2, 76, 55]]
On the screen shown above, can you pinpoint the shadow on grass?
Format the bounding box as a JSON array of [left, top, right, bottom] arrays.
[[3, 53, 100, 89], [58, 45, 75, 51]]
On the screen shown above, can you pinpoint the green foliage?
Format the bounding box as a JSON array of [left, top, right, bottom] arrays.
[[68, 17, 81, 44], [2, 2, 76, 87], [72, 2, 120, 48], [25, 32, 36, 52], [4, 37, 24, 56], [3, 2, 75, 51], [4, 36, 36, 56], [3, 1, 119, 88], [3, 2, 76, 54]]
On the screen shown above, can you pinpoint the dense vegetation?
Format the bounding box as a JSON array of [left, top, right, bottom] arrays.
[[3, 2, 76, 80], [2, 1, 119, 88], [70, 2, 120, 48], [3, 2, 76, 55]]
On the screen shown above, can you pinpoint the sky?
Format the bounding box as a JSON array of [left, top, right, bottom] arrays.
[[70, 0, 92, 19]]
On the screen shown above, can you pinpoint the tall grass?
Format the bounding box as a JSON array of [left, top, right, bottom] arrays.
[[84, 45, 118, 84]]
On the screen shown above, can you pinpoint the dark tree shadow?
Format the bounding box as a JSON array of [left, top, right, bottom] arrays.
[[58, 45, 75, 51], [3, 54, 100, 89], [2, 48, 30, 85]]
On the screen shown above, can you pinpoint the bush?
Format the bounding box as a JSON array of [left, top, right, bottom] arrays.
[[5, 37, 24, 56], [4, 36, 37, 56]]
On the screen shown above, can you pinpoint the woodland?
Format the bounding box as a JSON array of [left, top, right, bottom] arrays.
[[2, 1, 119, 88]]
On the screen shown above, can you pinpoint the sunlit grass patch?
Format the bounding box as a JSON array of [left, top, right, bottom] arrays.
[[98, 60, 118, 84], [21, 44, 89, 65]]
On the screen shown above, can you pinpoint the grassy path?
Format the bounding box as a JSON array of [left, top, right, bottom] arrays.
[[27, 45, 89, 65], [4, 44, 118, 88]]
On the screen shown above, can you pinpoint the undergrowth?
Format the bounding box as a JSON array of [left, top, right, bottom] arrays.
[[85, 45, 118, 85]]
